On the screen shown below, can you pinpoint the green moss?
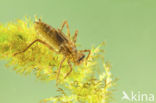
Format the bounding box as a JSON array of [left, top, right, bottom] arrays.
[[0, 17, 116, 103]]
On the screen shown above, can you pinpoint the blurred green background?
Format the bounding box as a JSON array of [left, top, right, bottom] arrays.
[[0, 0, 156, 103]]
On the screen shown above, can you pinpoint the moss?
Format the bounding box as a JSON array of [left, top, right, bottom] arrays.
[[0, 17, 116, 103]]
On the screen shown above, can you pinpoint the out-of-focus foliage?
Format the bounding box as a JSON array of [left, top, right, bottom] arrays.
[[0, 17, 116, 103]]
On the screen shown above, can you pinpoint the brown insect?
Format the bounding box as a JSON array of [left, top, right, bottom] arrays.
[[14, 19, 91, 83]]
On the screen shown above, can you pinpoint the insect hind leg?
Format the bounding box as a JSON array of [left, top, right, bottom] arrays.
[[64, 60, 72, 79], [13, 39, 57, 56], [56, 57, 66, 85], [73, 30, 78, 43]]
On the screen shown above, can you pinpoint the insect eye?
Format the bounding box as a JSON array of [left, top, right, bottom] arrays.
[[78, 55, 85, 62]]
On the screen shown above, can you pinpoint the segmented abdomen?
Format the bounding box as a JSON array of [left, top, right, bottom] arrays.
[[34, 21, 68, 50]]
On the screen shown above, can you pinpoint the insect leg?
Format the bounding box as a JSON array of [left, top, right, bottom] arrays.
[[80, 49, 91, 61], [73, 30, 78, 43], [56, 57, 66, 85], [64, 60, 72, 79], [13, 39, 58, 56], [60, 21, 70, 38]]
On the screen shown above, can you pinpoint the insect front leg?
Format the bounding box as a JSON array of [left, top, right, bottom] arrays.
[[80, 49, 91, 62], [56, 57, 66, 85], [13, 39, 58, 56], [60, 21, 70, 38], [64, 60, 72, 79]]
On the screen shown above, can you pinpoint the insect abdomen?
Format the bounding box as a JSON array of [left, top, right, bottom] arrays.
[[34, 21, 66, 49]]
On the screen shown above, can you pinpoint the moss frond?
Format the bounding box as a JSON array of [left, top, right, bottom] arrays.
[[0, 17, 116, 103]]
